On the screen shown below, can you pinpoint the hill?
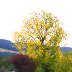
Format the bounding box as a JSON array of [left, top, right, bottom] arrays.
[[0, 39, 72, 58], [0, 39, 72, 52], [0, 39, 19, 58], [0, 39, 18, 51], [61, 47, 72, 53]]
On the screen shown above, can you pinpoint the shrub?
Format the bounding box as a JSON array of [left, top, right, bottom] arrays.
[[0, 58, 15, 71], [9, 54, 36, 72]]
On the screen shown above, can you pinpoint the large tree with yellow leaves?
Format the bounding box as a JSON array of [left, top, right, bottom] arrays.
[[13, 10, 66, 57], [13, 11, 66, 71]]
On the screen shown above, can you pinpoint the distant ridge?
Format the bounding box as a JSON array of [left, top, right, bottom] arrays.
[[0, 39, 72, 58], [61, 47, 72, 52], [0, 39, 19, 58], [0, 39, 72, 52], [0, 39, 18, 51]]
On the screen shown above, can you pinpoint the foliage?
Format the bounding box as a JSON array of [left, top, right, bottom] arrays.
[[61, 58, 72, 72], [35, 64, 45, 72], [62, 51, 72, 72], [0, 53, 72, 72], [63, 51, 72, 57], [13, 11, 66, 72], [9, 54, 36, 72], [0, 58, 15, 71]]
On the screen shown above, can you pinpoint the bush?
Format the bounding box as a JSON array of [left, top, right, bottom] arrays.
[[9, 54, 36, 72], [0, 58, 15, 71]]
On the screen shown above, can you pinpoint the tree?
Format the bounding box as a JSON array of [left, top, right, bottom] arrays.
[[13, 11, 66, 71]]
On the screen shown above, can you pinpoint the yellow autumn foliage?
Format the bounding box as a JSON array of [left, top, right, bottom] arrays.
[[13, 11, 66, 67]]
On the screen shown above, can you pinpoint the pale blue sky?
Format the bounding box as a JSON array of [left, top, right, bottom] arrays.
[[0, 0, 72, 47]]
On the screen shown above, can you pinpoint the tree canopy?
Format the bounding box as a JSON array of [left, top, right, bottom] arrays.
[[13, 11, 66, 60]]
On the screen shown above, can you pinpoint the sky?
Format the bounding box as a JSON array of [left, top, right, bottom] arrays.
[[0, 0, 72, 47]]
